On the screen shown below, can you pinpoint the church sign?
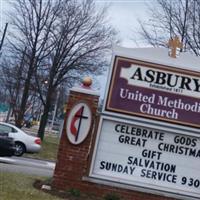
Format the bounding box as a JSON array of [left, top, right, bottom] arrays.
[[104, 56, 200, 129], [90, 116, 200, 199]]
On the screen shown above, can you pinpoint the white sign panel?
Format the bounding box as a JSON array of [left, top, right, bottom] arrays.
[[90, 116, 200, 199], [120, 64, 200, 98]]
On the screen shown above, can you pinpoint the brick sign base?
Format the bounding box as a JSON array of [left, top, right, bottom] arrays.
[[52, 87, 177, 200]]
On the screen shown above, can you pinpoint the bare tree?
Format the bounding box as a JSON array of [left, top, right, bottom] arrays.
[[36, 0, 116, 140], [7, 0, 62, 127], [0, 48, 41, 123], [4, 0, 116, 140], [138, 0, 200, 55], [0, 57, 24, 121]]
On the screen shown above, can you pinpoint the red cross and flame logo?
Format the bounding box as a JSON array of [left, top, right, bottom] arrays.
[[67, 102, 92, 144]]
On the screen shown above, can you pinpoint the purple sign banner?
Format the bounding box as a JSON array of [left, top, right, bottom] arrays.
[[105, 56, 200, 129]]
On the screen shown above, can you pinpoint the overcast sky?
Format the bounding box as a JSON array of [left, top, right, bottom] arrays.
[[95, 0, 153, 47], [0, 0, 152, 48]]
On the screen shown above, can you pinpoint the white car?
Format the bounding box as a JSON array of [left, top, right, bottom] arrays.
[[0, 122, 41, 156]]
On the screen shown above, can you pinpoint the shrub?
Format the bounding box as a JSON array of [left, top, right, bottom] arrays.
[[68, 188, 81, 197], [104, 193, 121, 200]]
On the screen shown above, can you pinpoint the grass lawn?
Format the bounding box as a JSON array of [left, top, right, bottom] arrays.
[[0, 172, 105, 200], [25, 135, 60, 161], [0, 172, 62, 200]]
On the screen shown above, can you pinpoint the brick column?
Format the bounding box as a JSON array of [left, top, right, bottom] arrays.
[[52, 84, 100, 190]]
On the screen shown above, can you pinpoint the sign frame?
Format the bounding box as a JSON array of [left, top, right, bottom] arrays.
[[89, 115, 200, 200], [102, 55, 200, 132]]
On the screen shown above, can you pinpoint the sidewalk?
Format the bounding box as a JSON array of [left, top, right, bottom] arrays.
[[0, 156, 55, 170]]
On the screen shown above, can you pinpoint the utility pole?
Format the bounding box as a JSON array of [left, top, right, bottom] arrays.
[[0, 23, 8, 53], [1, 23, 8, 122]]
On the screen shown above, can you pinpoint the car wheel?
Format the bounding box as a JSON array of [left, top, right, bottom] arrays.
[[14, 142, 25, 156]]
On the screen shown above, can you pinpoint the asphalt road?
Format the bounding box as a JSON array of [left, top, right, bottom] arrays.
[[0, 156, 55, 177]]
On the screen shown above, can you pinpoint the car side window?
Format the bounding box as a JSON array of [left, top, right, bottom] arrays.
[[0, 124, 12, 133], [12, 127, 18, 133]]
